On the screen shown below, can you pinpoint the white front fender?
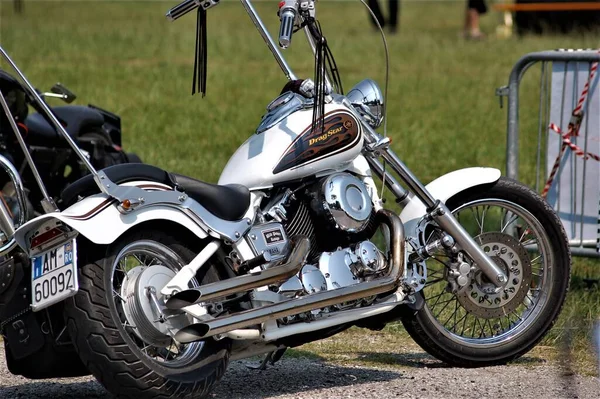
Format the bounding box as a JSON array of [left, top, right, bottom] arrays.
[[14, 192, 209, 252], [399, 167, 501, 236]]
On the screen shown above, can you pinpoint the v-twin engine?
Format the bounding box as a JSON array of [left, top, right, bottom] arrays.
[[281, 239, 387, 298], [273, 172, 388, 311]]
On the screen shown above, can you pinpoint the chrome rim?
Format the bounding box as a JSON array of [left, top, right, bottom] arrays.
[[422, 199, 553, 348], [110, 240, 203, 368]]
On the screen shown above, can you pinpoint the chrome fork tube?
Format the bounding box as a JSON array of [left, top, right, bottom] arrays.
[[240, 0, 297, 81], [365, 156, 410, 207], [361, 121, 508, 286]]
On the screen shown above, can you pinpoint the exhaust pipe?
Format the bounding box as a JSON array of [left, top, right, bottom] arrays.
[[175, 209, 404, 344], [165, 236, 311, 309]]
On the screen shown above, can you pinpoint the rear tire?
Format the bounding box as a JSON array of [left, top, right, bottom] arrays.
[[64, 230, 230, 398], [402, 178, 571, 367]]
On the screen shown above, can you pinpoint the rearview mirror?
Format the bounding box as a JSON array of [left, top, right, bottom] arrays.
[[50, 83, 77, 103]]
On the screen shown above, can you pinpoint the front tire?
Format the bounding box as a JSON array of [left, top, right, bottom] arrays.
[[402, 177, 571, 367], [64, 229, 230, 398]]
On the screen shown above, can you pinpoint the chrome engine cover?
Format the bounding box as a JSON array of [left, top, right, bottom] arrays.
[[321, 173, 373, 232], [319, 240, 386, 291]]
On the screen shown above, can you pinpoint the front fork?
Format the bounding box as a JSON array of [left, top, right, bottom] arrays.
[[359, 121, 508, 287]]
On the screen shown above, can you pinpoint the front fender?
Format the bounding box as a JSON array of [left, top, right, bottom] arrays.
[[399, 167, 501, 237], [14, 192, 208, 253]]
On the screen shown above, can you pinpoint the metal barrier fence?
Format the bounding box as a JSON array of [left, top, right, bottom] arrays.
[[500, 49, 600, 257]]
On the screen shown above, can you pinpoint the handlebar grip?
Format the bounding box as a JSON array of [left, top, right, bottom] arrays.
[[166, 0, 199, 21], [278, 10, 295, 49]]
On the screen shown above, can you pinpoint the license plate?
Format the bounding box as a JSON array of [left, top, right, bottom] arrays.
[[31, 240, 78, 311]]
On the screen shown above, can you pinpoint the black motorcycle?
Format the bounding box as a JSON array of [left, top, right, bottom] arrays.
[[0, 68, 141, 216]]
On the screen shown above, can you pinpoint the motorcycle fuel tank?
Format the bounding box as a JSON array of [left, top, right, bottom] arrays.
[[219, 103, 363, 190]]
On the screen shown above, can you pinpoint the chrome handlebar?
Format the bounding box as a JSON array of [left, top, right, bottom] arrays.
[[166, 0, 220, 21], [278, 0, 297, 49], [166, 0, 198, 21], [166, 0, 302, 50]]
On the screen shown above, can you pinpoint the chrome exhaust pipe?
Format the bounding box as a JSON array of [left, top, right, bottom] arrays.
[[165, 236, 311, 309], [175, 209, 404, 344]]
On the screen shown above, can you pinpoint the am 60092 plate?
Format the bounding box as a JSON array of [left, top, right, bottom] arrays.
[[31, 239, 78, 311]]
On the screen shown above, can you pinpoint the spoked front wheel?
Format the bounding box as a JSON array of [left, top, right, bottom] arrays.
[[402, 178, 571, 367]]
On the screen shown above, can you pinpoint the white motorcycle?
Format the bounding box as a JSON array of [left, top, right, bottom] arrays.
[[0, 0, 570, 397]]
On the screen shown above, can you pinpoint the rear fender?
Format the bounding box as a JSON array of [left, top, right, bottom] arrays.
[[14, 182, 209, 254]]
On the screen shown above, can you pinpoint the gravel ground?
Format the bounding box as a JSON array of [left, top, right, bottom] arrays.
[[1, 347, 598, 399]]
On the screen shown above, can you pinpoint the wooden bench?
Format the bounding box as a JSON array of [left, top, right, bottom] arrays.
[[493, 2, 600, 12], [492, 1, 600, 36]]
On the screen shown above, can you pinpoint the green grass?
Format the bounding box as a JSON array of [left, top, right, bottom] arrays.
[[1, 0, 599, 374]]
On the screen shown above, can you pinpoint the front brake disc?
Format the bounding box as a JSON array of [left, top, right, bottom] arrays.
[[456, 232, 532, 319]]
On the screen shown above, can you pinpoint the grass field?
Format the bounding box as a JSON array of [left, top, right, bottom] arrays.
[[1, 0, 599, 374]]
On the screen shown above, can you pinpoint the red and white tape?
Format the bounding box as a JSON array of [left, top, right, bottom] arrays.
[[541, 56, 599, 199]]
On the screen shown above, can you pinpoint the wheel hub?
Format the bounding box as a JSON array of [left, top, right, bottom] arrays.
[[456, 232, 532, 319], [121, 265, 191, 347]]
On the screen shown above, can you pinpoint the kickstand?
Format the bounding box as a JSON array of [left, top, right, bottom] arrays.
[[245, 348, 287, 370], [246, 351, 274, 370]]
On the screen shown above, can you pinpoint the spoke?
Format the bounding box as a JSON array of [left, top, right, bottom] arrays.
[[116, 258, 128, 275], [470, 317, 478, 338], [147, 257, 161, 267], [530, 254, 542, 265], [113, 290, 125, 302], [475, 317, 486, 338], [470, 207, 484, 235], [443, 300, 460, 326], [485, 319, 495, 336], [433, 297, 454, 319], [427, 291, 446, 306], [133, 254, 145, 266], [501, 213, 519, 233], [450, 310, 468, 333], [430, 256, 451, 267], [511, 310, 524, 322], [520, 238, 537, 247], [424, 277, 445, 287]]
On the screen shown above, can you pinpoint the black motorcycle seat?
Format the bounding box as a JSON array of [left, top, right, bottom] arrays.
[[170, 173, 251, 221], [61, 163, 250, 221], [24, 105, 105, 146]]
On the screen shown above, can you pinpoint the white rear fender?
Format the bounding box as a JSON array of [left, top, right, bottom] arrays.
[[399, 167, 501, 236], [14, 184, 210, 253]]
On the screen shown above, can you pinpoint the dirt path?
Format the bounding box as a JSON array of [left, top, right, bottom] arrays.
[[0, 347, 598, 398]]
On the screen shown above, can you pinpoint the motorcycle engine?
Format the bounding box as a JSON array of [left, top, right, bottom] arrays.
[[317, 173, 373, 233], [270, 173, 387, 313]]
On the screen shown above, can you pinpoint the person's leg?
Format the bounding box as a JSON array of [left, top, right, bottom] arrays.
[[468, 8, 481, 35], [465, 0, 486, 38], [368, 0, 386, 29], [388, 0, 399, 33]]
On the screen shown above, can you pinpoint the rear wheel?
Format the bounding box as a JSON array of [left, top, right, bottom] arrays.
[[64, 230, 230, 398], [402, 178, 571, 367]]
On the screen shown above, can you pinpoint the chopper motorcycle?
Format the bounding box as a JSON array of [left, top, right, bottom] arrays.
[[0, 0, 570, 397]]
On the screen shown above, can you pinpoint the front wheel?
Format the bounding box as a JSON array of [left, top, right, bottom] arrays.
[[64, 229, 230, 398], [402, 177, 571, 367]]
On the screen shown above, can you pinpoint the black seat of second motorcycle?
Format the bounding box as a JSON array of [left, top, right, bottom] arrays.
[[61, 163, 250, 221], [25, 106, 105, 145]]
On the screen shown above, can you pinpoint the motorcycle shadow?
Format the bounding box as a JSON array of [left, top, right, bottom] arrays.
[[213, 355, 407, 399], [350, 351, 546, 369]]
